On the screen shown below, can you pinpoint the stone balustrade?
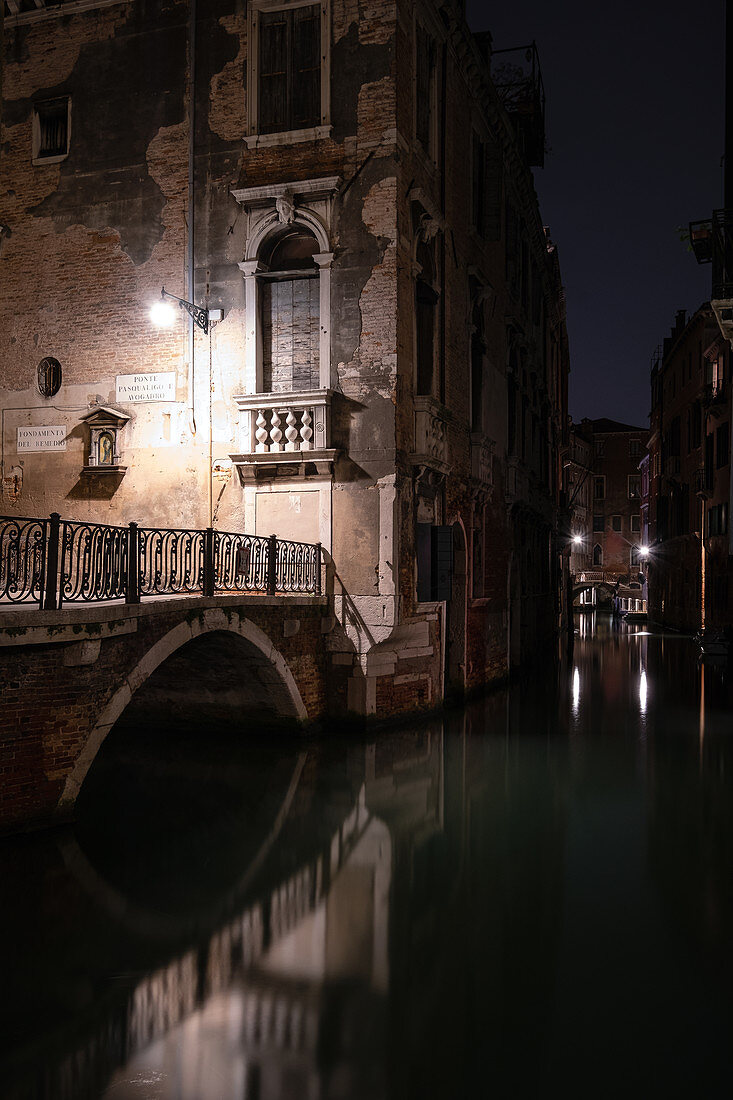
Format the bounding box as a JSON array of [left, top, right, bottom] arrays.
[[233, 390, 333, 456]]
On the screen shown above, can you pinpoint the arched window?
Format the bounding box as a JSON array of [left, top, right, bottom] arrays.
[[593, 543, 603, 567], [415, 239, 439, 396], [470, 296, 486, 433], [259, 227, 320, 393]]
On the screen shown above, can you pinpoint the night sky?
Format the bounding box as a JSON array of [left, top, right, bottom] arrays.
[[466, 0, 725, 428]]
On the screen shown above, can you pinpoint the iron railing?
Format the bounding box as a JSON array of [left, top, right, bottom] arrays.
[[0, 513, 321, 609]]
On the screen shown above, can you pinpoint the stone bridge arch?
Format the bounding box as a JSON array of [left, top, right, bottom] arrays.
[[59, 609, 308, 813]]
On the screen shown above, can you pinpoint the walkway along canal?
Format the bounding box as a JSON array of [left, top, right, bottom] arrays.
[[1, 615, 732, 1098]]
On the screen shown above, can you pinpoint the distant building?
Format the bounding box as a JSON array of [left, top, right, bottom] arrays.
[[573, 417, 648, 583], [647, 306, 732, 632], [565, 422, 592, 576], [0, 0, 569, 715]]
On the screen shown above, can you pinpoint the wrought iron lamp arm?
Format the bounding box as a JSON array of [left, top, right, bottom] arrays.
[[159, 286, 211, 334]]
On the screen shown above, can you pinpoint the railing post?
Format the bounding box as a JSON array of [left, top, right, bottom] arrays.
[[267, 533, 277, 595], [203, 526, 215, 597], [126, 522, 140, 604], [43, 512, 61, 611], [315, 542, 322, 595]]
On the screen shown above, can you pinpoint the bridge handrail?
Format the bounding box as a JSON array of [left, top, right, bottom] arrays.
[[0, 514, 322, 609]]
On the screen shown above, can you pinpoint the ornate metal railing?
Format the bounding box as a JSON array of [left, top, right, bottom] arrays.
[[0, 515, 47, 605], [214, 530, 270, 593], [139, 527, 205, 596], [0, 513, 321, 609], [61, 519, 128, 603]]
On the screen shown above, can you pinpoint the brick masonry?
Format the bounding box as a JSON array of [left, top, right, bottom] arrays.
[[0, 595, 332, 832]]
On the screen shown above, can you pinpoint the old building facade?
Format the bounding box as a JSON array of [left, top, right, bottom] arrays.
[[1, 0, 569, 715], [572, 418, 647, 583], [647, 305, 733, 632]]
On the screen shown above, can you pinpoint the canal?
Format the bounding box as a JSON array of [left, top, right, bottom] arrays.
[[1, 616, 732, 1099]]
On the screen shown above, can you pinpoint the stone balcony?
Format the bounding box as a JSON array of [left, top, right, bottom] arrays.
[[230, 390, 339, 482], [411, 396, 451, 476]]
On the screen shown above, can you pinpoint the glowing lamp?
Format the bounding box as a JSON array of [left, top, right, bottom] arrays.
[[572, 534, 583, 546], [150, 298, 177, 327], [638, 545, 650, 558]]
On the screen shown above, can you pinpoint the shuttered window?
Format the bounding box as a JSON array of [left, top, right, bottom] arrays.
[[261, 277, 320, 392], [259, 4, 321, 135], [416, 23, 435, 151], [34, 98, 69, 160]]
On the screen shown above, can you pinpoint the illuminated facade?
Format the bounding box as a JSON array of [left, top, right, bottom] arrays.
[[1, 0, 569, 712]]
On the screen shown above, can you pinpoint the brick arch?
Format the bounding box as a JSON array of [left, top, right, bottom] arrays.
[[58, 609, 307, 812]]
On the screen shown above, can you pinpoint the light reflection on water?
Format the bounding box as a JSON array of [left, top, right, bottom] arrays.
[[1, 615, 733, 1099]]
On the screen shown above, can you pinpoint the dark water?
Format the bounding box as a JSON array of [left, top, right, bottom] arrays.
[[2, 615, 733, 1099]]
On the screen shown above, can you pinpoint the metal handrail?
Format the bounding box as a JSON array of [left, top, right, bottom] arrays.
[[0, 514, 322, 608]]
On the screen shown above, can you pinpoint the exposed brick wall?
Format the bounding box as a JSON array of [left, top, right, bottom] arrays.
[[0, 598, 330, 832]]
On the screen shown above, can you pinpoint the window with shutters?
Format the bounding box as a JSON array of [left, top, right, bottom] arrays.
[[470, 293, 486, 432], [247, 0, 330, 146], [33, 98, 70, 164], [471, 131, 485, 234], [415, 22, 437, 156], [260, 228, 320, 393], [415, 239, 439, 396]]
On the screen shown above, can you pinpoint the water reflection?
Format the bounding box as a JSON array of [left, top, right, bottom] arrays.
[[1, 617, 733, 1098]]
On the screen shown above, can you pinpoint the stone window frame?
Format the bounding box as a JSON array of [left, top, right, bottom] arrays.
[[410, 189, 444, 402], [413, 3, 443, 166], [231, 177, 338, 395], [32, 96, 71, 165], [611, 514, 622, 532], [246, 0, 332, 149]]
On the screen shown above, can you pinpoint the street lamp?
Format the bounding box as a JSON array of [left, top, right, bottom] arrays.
[[149, 286, 222, 334], [638, 545, 650, 559], [572, 534, 583, 546], [149, 286, 224, 527]]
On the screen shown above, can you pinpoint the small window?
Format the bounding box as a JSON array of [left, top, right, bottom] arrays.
[[611, 515, 622, 532], [592, 543, 603, 566], [630, 546, 640, 567], [629, 439, 641, 456], [595, 439, 605, 457], [33, 98, 70, 162], [37, 356, 62, 398], [594, 476, 605, 499], [593, 514, 604, 532], [631, 515, 641, 533], [628, 474, 641, 499]]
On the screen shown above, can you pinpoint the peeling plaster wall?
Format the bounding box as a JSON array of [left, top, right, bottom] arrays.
[[1, 0, 568, 714]]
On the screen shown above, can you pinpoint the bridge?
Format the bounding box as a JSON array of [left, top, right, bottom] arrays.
[[572, 571, 648, 615], [0, 513, 354, 834]]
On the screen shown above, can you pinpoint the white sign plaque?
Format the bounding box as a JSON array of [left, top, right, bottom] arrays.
[[17, 426, 67, 452], [116, 372, 176, 403]]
